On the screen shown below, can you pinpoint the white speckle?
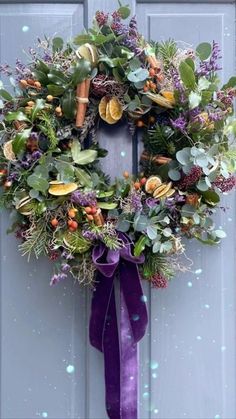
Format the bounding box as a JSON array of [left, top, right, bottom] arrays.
[[150, 361, 159, 370], [42, 413, 48, 418], [214, 415, 221, 419], [140, 295, 147, 303], [132, 314, 140, 321], [152, 372, 157, 378], [228, 217, 232, 222], [66, 364, 75, 374], [187, 281, 192, 288], [153, 408, 159, 414], [204, 304, 210, 309], [120, 151, 126, 157], [221, 346, 226, 352], [196, 335, 202, 341], [143, 392, 149, 399], [195, 268, 202, 275], [22, 25, 29, 32]]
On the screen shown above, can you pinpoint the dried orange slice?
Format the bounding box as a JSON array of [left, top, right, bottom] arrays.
[[99, 96, 109, 121], [145, 176, 162, 194], [105, 105, 117, 124], [160, 90, 175, 105], [153, 182, 172, 198], [108, 97, 123, 121], [146, 92, 174, 109], [76, 43, 98, 65], [3, 140, 16, 161], [48, 182, 78, 196]]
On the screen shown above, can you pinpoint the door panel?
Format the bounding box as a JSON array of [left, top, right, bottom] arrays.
[[0, 2, 235, 419]]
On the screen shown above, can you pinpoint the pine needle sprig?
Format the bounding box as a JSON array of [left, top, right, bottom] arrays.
[[19, 220, 49, 261], [38, 112, 58, 149]]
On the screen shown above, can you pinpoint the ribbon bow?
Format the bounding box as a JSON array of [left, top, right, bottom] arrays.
[[89, 233, 148, 419]]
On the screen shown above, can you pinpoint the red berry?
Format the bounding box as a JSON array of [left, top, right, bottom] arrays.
[[71, 221, 78, 230], [90, 207, 97, 215], [84, 206, 92, 214], [140, 177, 147, 185]]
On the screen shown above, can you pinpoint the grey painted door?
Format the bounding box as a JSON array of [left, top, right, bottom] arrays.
[[0, 1, 235, 419]]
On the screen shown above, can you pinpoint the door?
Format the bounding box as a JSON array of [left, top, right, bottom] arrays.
[[0, 1, 235, 418]]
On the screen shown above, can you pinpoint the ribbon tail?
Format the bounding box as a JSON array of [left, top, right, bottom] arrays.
[[119, 260, 148, 419]]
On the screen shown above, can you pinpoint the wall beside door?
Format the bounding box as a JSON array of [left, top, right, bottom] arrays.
[[0, 1, 235, 419]]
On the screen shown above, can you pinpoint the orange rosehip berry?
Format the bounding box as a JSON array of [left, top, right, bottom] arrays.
[[68, 208, 77, 218], [149, 68, 156, 77], [67, 219, 74, 227], [71, 220, 78, 230], [34, 81, 41, 89], [143, 86, 149, 92], [86, 214, 94, 221], [27, 101, 35, 107], [55, 106, 62, 114], [84, 206, 92, 214], [46, 95, 54, 102], [140, 177, 147, 185], [51, 218, 59, 227], [123, 171, 129, 179], [134, 182, 141, 190], [136, 120, 144, 128], [26, 79, 35, 86], [90, 207, 97, 215], [20, 79, 28, 88], [149, 116, 156, 124], [69, 226, 75, 232]]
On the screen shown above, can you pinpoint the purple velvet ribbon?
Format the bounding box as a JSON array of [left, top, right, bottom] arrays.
[[89, 233, 148, 419]]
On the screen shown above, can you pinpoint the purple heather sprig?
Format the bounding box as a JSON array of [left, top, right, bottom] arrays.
[[170, 116, 187, 133], [71, 190, 97, 207], [197, 40, 222, 77]]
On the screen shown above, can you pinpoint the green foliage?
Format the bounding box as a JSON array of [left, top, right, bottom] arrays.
[[196, 42, 212, 61], [19, 221, 49, 261], [38, 112, 58, 149]]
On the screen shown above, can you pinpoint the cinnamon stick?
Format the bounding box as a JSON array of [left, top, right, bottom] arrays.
[[93, 208, 104, 226], [141, 150, 172, 165], [76, 78, 90, 128]]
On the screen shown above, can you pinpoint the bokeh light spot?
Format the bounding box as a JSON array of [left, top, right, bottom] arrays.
[[22, 25, 29, 32], [66, 364, 75, 374]]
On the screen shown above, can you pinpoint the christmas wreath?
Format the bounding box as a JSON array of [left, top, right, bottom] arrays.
[[0, 5, 236, 417]]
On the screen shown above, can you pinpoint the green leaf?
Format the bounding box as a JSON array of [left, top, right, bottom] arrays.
[[198, 77, 211, 91], [31, 99, 45, 121], [179, 61, 196, 90], [185, 57, 195, 71], [197, 179, 209, 191], [36, 60, 50, 74], [73, 34, 93, 45], [74, 167, 92, 187], [202, 190, 220, 206], [147, 225, 157, 240], [222, 76, 236, 89], [12, 128, 32, 154], [71, 59, 91, 85], [134, 235, 148, 257], [47, 84, 65, 96], [33, 69, 49, 85], [5, 111, 30, 122], [27, 174, 49, 193], [98, 190, 114, 198], [61, 90, 76, 119], [72, 149, 97, 165], [48, 69, 68, 85], [63, 230, 91, 253], [52, 37, 64, 52], [0, 89, 12, 101], [118, 6, 131, 19], [98, 202, 117, 210], [196, 42, 212, 61], [71, 140, 82, 162]]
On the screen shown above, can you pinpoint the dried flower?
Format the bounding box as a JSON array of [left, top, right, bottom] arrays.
[[178, 167, 202, 190], [151, 273, 168, 288], [213, 175, 236, 192], [71, 190, 97, 207], [170, 116, 187, 132], [197, 40, 222, 76]]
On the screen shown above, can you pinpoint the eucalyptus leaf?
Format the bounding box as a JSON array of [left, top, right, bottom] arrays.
[[176, 147, 191, 165], [215, 229, 227, 239], [146, 225, 157, 240], [118, 6, 131, 19], [197, 179, 209, 191], [189, 91, 201, 109], [127, 68, 149, 83], [168, 168, 181, 181]]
